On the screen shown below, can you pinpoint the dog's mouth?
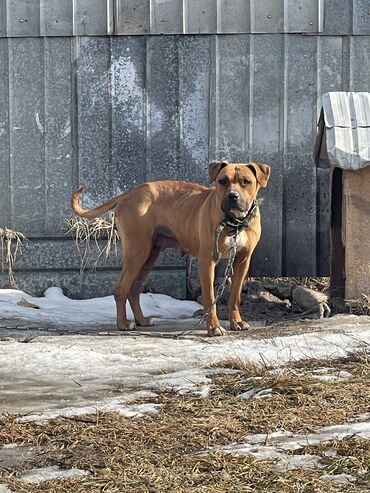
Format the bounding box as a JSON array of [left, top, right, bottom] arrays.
[[222, 198, 250, 220]]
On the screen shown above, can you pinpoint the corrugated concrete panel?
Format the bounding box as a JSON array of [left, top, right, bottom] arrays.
[[40, 0, 73, 37], [115, 0, 150, 35], [111, 37, 147, 192], [248, 35, 284, 276], [44, 37, 75, 234], [77, 37, 113, 206], [353, 0, 370, 34], [251, 0, 284, 33], [6, 0, 40, 37], [150, 0, 183, 34], [323, 0, 353, 35], [284, 35, 318, 276], [218, 0, 251, 33], [178, 36, 211, 183], [146, 36, 180, 180], [184, 0, 217, 34], [74, 0, 111, 36], [8, 38, 45, 233], [0, 1, 6, 36]]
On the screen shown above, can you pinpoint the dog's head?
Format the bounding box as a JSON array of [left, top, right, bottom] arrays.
[[208, 161, 271, 220]]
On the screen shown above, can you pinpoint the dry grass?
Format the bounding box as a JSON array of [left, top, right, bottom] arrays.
[[249, 277, 330, 294], [66, 214, 120, 272], [347, 295, 370, 316], [0, 353, 369, 492], [0, 227, 27, 287]]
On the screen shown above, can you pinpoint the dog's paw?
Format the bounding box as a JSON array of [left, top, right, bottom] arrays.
[[135, 317, 154, 327], [117, 320, 136, 331], [208, 325, 227, 337], [229, 320, 250, 331]]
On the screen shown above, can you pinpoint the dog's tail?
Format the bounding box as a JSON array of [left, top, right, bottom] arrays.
[[71, 186, 118, 219]]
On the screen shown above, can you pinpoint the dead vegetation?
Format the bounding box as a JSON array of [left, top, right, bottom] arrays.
[[0, 227, 27, 287], [0, 352, 369, 492], [66, 214, 120, 272]]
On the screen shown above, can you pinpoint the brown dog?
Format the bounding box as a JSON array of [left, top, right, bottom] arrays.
[[71, 161, 270, 336]]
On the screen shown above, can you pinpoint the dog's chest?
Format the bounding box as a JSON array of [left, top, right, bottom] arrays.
[[222, 232, 248, 255]]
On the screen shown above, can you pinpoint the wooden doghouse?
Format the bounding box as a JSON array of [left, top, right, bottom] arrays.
[[314, 92, 370, 310]]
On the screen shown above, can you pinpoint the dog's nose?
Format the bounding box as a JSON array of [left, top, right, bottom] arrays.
[[228, 191, 240, 201]]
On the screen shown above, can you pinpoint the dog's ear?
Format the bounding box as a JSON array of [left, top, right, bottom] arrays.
[[208, 160, 229, 183], [247, 162, 271, 188]]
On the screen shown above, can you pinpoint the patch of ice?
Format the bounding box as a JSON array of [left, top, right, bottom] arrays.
[[19, 391, 159, 423], [312, 370, 353, 382], [274, 454, 322, 471], [320, 473, 357, 485], [206, 443, 284, 460], [0, 485, 11, 493], [243, 420, 370, 451], [238, 388, 273, 400], [20, 465, 89, 484]]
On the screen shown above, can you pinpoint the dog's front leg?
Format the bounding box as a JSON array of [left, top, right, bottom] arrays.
[[199, 256, 226, 336], [228, 251, 251, 331]]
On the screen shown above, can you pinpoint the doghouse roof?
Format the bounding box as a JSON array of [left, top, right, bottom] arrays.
[[314, 92, 370, 170]]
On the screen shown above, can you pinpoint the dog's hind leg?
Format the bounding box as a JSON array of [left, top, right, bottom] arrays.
[[114, 239, 153, 331], [128, 245, 160, 327]]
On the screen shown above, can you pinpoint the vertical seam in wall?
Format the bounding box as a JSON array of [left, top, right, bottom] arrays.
[[282, 33, 288, 276], [108, 36, 113, 195], [248, 34, 254, 161], [315, 35, 321, 275], [71, 37, 80, 187], [7, 37, 13, 228], [144, 36, 150, 180], [182, 0, 186, 33], [6, 37, 11, 227], [43, 36, 47, 232]]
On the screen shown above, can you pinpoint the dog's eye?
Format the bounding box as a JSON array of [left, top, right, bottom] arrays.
[[218, 178, 229, 186], [241, 179, 251, 187]]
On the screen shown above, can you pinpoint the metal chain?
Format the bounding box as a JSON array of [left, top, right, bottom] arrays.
[[191, 234, 238, 331]]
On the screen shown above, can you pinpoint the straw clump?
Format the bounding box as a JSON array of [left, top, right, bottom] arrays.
[[0, 227, 27, 287], [66, 213, 120, 272]]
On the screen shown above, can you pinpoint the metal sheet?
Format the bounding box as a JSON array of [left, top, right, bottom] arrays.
[[77, 38, 113, 205], [218, 0, 251, 33], [150, 0, 183, 34], [111, 36, 147, 192], [8, 38, 45, 233], [353, 0, 370, 34], [40, 0, 73, 36], [0, 1, 6, 36], [178, 36, 211, 183], [284, 35, 317, 276], [251, 0, 284, 33], [44, 38, 74, 233], [6, 0, 40, 37], [323, 0, 352, 35], [184, 0, 217, 34], [146, 37, 180, 180], [74, 0, 110, 35], [285, 0, 322, 33], [115, 0, 150, 34], [216, 36, 250, 162], [249, 34, 284, 276]]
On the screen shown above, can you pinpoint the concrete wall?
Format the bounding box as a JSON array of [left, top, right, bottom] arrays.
[[0, 1, 370, 298]]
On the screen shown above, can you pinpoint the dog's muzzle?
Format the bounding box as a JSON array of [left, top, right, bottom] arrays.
[[222, 192, 248, 219]]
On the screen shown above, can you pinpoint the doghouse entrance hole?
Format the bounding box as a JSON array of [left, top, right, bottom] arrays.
[[330, 167, 345, 310]]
